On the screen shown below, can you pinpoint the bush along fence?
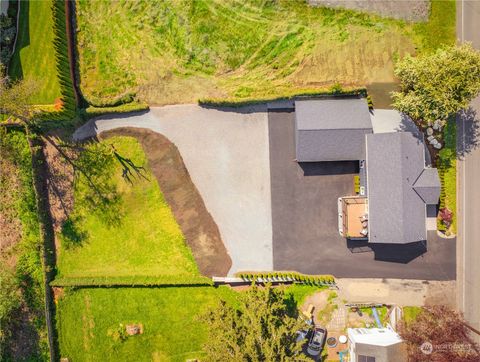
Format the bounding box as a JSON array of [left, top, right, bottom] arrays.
[[50, 275, 213, 288], [39, 0, 77, 123], [235, 272, 336, 286], [198, 87, 367, 108]]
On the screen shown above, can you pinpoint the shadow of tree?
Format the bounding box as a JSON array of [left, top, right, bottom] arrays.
[[457, 107, 480, 159], [60, 215, 88, 249], [112, 146, 149, 184], [283, 293, 300, 319]]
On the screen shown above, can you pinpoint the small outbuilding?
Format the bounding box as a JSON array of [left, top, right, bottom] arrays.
[[347, 326, 406, 362], [295, 98, 373, 162]]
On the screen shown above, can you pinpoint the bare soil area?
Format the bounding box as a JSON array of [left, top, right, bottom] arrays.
[[309, 0, 430, 22], [100, 128, 232, 277]]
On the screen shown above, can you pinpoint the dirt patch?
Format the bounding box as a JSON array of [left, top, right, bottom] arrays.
[[0, 147, 22, 251], [6, 304, 42, 361], [99, 128, 232, 276], [43, 138, 75, 234], [308, 0, 430, 22]]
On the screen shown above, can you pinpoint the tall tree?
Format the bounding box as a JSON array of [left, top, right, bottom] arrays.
[[392, 44, 480, 127], [202, 284, 308, 362], [399, 305, 480, 362]]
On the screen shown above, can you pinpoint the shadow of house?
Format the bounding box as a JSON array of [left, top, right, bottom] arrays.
[[299, 161, 359, 176], [7, 0, 29, 80], [371, 241, 427, 264]]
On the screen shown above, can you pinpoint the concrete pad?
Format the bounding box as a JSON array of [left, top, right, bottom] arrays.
[[74, 105, 273, 275], [336, 278, 456, 307], [370, 109, 419, 134]]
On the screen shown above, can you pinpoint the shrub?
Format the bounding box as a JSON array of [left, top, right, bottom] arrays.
[[86, 91, 137, 108], [83, 102, 149, 119]]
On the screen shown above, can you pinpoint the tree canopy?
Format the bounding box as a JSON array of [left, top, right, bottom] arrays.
[[202, 284, 308, 362], [392, 44, 480, 125], [399, 305, 480, 361]]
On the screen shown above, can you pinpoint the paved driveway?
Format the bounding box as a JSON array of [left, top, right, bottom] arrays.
[[268, 110, 455, 280], [74, 105, 273, 275]]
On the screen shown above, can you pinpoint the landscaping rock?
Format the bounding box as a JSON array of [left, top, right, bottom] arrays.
[[126, 324, 143, 336], [426, 127, 433, 136]]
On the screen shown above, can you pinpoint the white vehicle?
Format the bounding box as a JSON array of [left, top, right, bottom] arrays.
[[307, 327, 326, 357]]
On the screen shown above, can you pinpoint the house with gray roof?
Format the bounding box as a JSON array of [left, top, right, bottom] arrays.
[[366, 132, 440, 244], [294, 97, 441, 244]]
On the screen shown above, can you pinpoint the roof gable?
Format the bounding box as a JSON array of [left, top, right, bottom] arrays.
[[413, 168, 441, 204], [366, 132, 429, 244]]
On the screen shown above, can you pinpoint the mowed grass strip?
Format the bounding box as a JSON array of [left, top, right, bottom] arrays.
[[8, 0, 61, 104], [56, 136, 199, 280], [75, 0, 455, 105], [56, 285, 319, 361]]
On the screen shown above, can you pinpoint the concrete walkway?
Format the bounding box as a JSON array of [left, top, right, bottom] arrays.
[[74, 105, 273, 275], [336, 278, 456, 307]]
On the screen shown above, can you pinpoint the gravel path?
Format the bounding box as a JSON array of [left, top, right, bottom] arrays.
[[74, 105, 273, 275]]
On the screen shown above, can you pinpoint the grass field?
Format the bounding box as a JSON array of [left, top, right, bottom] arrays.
[[56, 284, 319, 361], [75, 0, 456, 106], [8, 0, 61, 105], [56, 136, 199, 281]]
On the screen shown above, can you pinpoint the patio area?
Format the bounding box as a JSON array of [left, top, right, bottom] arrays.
[[339, 196, 368, 239]]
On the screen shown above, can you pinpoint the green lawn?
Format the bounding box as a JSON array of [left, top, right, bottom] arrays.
[[403, 306, 422, 325], [56, 136, 199, 281], [75, 0, 455, 106], [56, 284, 315, 361], [56, 287, 237, 362], [8, 0, 61, 105]]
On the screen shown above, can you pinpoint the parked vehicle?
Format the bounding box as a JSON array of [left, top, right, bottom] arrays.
[[307, 327, 326, 356]]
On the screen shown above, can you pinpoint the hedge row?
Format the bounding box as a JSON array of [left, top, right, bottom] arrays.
[[198, 87, 367, 108], [50, 275, 213, 287], [42, 0, 76, 121], [235, 271, 336, 286], [86, 91, 137, 108], [83, 102, 149, 119]]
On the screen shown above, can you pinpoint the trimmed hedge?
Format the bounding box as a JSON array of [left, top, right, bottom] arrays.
[[86, 91, 137, 108], [36, 0, 76, 122], [50, 275, 213, 287], [235, 271, 336, 286], [198, 87, 367, 108], [83, 102, 149, 119]]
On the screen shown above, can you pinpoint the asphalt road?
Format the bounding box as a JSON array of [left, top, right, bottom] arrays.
[[457, 0, 480, 341], [269, 110, 455, 279]]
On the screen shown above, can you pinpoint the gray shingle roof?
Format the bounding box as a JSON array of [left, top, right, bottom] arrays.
[[366, 132, 429, 244], [413, 168, 441, 204], [295, 98, 372, 162]]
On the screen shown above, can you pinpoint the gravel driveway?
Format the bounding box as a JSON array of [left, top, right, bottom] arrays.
[[74, 105, 273, 275]]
